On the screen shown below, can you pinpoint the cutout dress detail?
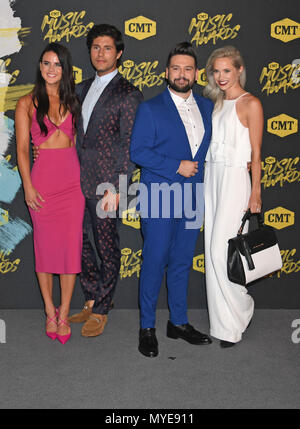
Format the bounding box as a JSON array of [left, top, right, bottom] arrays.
[[29, 110, 85, 273]]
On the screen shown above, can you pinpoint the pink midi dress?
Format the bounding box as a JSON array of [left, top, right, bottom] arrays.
[[29, 110, 85, 273]]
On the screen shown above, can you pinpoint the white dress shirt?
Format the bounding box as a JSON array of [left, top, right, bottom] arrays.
[[82, 69, 118, 134], [168, 88, 205, 158]]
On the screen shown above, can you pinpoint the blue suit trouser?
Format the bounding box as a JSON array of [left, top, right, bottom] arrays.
[[139, 216, 200, 329]]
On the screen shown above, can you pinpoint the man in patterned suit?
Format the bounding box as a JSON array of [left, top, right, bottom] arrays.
[[69, 24, 143, 337]]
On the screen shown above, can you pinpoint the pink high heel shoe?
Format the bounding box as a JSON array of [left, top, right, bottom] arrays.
[[57, 315, 71, 345], [46, 308, 58, 340]]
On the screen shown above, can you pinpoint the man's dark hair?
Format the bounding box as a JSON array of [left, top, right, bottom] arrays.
[[166, 41, 198, 68], [86, 24, 124, 53]]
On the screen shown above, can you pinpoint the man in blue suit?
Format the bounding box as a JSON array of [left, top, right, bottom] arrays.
[[130, 42, 214, 357]]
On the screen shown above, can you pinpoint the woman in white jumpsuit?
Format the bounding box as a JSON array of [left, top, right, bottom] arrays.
[[203, 46, 264, 348]]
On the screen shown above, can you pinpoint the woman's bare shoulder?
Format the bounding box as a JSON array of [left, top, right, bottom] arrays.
[[16, 93, 35, 118], [241, 93, 262, 109], [16, 93, 33, 109]]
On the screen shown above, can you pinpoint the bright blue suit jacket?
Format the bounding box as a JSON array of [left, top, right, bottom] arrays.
[[130, 88, 213, 219]]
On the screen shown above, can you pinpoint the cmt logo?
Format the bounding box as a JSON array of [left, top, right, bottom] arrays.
[[49, 9, 61, 18], [267, 114, 298, 137], [196, 68, 208, 87], [264, 156, 276, 165], [193, 254, 205, 273], [125, 16, 156, 40], [271, 18, 300, 42], [265, 207, 295, 230], [72, 66, 82, 84], [268, 62, 279, 70], [122, 208, 140, 229]]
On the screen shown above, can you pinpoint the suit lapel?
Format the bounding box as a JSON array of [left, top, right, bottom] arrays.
[[80, 78, 94, 103], [162, 89, 192, 158], [76, 78, 93, 141], [84, 73, 121, 138], [193, 94, 210, 159]]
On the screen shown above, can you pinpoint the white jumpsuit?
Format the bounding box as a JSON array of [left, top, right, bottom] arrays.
[[204, 93, 254, 343]]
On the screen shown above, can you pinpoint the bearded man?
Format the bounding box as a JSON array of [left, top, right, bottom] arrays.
[[130, 42, 214, 358]]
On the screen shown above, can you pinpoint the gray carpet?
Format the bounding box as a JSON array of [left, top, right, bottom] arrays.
[[0, 309, 299, 409]]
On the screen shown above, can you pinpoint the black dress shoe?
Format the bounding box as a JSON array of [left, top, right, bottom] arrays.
[[139, 328, 158, 358], [220, 340, 236, 348], [166, 320, 212, 345]]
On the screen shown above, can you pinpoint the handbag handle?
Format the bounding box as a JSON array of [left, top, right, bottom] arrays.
[[237, 209, 264, 235]]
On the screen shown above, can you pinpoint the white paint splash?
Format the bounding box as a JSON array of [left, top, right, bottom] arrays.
[[0, 0, 22, 58], [0, 1, 32, 255], [0, 0, 19, 158]]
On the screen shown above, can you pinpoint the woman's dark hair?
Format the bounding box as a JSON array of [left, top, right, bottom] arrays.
[[86, 24, 124, 66], [166, 41, 198, 69], [32, 42, 81, 136]]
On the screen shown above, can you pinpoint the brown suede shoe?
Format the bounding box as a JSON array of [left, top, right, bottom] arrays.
[[68, 303, 93, 323], [81, 314, 108, 337]]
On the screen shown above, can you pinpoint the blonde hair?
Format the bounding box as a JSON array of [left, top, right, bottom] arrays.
[[203, 45, 246, 111]]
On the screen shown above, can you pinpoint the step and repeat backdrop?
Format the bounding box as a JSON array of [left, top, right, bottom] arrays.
[[0, 0, 299, 309]]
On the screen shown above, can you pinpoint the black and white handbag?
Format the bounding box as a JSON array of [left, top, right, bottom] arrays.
[[227, 210, 283, 286]]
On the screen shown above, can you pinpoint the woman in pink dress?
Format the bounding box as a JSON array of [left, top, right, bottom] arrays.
[[16, 43, 85, 344]]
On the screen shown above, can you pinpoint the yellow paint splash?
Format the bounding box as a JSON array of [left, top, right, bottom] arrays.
[[0, 27, 31, 37], [0, 84, 34, 112]]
